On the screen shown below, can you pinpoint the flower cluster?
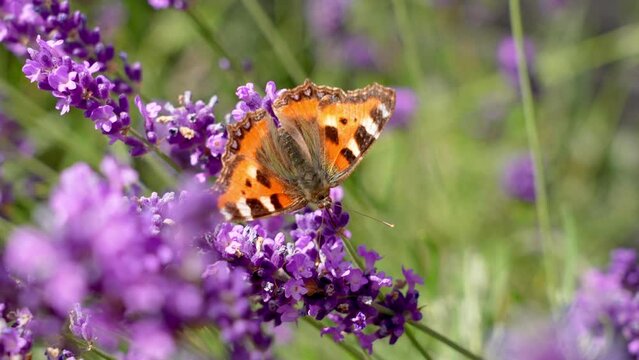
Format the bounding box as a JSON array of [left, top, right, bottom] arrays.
[[136, 92, 225, 177], [231, 81, 284, 124], [569, 248, 639, 359], [210, 192, 423, 354], [306, 0, 377, 69], [4, 1, 236, 173], [4, 158, 273, 359], [147, 0, 188, 10], [0, 304, 33, 358], [502, 154, 536, 203], [497, 36, 540, 95], [488, 249, 639, 360], [0, 302, 81, 360], [5, 0, 147, 156], [2, 0, 140, 86], [23, 37, 146, 155], [389, 88, 418, 129]]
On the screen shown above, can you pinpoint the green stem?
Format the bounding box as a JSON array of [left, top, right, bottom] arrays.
[[408, 321, 483, 360], [184, 8, 248, 83], [239, 0, 306, 83], [128, 128, 181, 173], [90, 347, 117, 360], [303, 317, 366, 360], [339, 233, 366, 271], [391, 0, 424, 89], [14, 154, 59, 184], [405, 326, 433, 360], [508, 0, 554, 300]]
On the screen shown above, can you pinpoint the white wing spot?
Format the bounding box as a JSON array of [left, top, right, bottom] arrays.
[[260, 196, 275, 212], [220, 208, 232, 220], [347, 139, 361, 157], [361, 117, 379, 137], [379, 104, 390, 118], [236, 198, 252, 220], [247, 165, 258, 178], [325, 115, 338, 127]]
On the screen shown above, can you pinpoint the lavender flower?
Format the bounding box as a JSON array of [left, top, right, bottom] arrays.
[[0, 304, 33, 358], [497, 36, 540, 95], [45, 348, 82, 360], [0, 0, 45, 56], [305, 0, 379, 70], [2, 0, 147, 156], [4, 158, 273, 359], [339, 35, 378, 69], [306, 0, 352, 40], [210, 196, 423, 354], [147, 0, 188, 10], [388, 88, 418, 129], [489, 249, 639, 360], [0, 304, 80, 360], [22, 36, 146, 156], [231, 81, 285, 125], [502, 154, 536, 203], [69, 304, 95, 345], [2, 0, 139, 84], [136, 92, 225, 176]]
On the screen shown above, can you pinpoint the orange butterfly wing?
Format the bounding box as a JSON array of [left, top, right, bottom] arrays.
[[215, 110, 304, 221], [273, 80, 396, 185]]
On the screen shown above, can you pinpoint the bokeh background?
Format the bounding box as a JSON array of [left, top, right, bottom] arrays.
[[2, 0, 639, 358]]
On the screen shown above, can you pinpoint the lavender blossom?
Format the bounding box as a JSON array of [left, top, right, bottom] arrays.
[[22, 36, 145, 156], [306, 0, 352, 39], [488, 249, 639, 360], [502, 154, 536, 203], [136, 92, 225, 177], [45, 348, 81, 360], [2, 0, 140, 84], [147, 0, 188, 10], [497, 36, 540, 95], [231, 81, 285, 125], [0, 304, 33, 358], [4, 158, 272, 359], [210, 194, 424, 354], [388, 88, 418, 129], [2, 0, 145, 156]]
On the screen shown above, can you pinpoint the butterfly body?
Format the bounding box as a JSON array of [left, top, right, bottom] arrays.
[[216, 80, 396, 222]]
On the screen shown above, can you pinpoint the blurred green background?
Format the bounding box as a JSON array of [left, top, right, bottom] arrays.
[[2, 0, 639, 358]]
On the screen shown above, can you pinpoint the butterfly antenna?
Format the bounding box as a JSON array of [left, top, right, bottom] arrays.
[[332, 202, 395, 228]]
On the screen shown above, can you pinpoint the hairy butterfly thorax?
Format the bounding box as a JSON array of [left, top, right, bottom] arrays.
[[216, 80, 396, 222]]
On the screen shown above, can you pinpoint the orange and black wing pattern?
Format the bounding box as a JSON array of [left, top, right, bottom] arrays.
[[215, 110, 304, 221], [273, 80, 396, 185]]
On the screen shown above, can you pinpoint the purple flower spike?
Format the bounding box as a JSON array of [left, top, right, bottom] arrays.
[[211, 197, 424, 354], [497, 36, 540, 95], [502, 154, 536, 203], [489, 249, 639, 359], [69, 304, 95, 344], [148, 0, 188, 10], [90, 105, 118, 132], [136, 92, 224, 177], [389, 88, 418, 129], [6, 1, 149, 156], [231, 81, 285, 125]]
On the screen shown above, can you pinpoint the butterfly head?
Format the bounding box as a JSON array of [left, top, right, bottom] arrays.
[[313, 192, 332, 209]]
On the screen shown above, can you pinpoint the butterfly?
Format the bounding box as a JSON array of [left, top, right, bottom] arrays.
[[216, 80, 396, 222]]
